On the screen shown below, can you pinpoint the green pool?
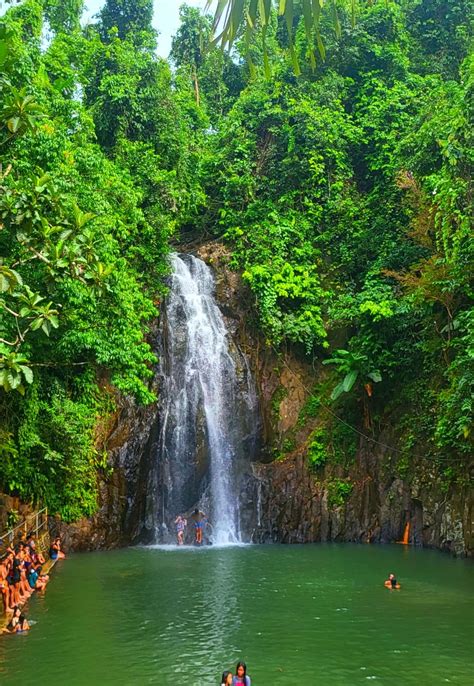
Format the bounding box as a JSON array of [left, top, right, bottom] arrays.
[[0, 544, 472, 684]]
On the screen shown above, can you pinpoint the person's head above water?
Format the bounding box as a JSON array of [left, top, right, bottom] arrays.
[[236, 661, 247, 679], [221, 670, 232, 685]]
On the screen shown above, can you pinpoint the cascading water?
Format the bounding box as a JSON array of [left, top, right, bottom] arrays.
[[153, 253, 258, 545]]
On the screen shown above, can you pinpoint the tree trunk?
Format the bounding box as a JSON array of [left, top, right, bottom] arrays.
[[192, 66, 200, 107]]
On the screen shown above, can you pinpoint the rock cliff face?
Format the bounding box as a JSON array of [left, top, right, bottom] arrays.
[[57, 242, 472, 557], [196, 243, 473, 557], [241, 451, 472, 557], [50, 321, 161, 551], [54, 379, 160, 551]]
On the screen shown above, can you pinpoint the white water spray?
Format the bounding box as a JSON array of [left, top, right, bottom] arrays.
[[156, 253, 257, 544]]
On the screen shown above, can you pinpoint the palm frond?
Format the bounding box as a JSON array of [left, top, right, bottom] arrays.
[[206, 0, 355, 74]]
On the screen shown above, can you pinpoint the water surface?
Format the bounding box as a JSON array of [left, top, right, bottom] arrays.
[[0, 544, 472, 684]]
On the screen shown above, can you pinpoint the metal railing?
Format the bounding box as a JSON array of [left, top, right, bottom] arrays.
[[0, 507, 49, 552]]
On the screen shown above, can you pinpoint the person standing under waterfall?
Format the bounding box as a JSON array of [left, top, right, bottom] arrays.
[[192, 508, 207, 545], [174, 515, 187, 545]]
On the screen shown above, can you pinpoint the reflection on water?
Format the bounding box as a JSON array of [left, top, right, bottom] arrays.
[[0, 544, 472, 685], [152, 545, 240, 676]]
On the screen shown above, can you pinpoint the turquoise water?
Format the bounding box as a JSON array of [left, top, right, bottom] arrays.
[[0, 544, 472, 685]]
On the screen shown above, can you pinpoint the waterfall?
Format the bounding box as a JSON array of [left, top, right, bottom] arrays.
[[154, 253, 258, 545]]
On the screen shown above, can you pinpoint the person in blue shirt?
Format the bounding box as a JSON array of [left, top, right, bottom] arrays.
[[27, 566, 39, 590], [27, 563, 49, 592]]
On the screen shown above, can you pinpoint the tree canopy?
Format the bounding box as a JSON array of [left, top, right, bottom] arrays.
[[0, 0, 472, 520]]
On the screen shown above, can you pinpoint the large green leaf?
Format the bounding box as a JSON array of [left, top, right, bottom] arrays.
[[330, 380, 345, 400], [0, 39, 7, 68], [19, 365, 33, 384], [30, 317, 44, 331], [7, 116, 20, 133], [343, 369, 358, 392]]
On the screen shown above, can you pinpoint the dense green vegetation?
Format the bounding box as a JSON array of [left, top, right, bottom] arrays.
[[0, 0, 198, 518], [199, 0, 473, 482], [0, 0, 472, 520]]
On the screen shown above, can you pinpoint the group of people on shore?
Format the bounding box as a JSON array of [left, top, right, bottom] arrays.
[[0, 533, 65, 633], [221, 661, 251, 685], [175, 508, 208, 545]]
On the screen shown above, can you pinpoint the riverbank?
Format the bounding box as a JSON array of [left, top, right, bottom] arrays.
[[0, 555, 57, 635]]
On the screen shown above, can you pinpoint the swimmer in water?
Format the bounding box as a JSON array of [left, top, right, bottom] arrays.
[[4, 606, 30, 633], [384, 573, 401, 589]]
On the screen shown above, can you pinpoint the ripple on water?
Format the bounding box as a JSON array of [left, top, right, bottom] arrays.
[[0, 544, 472, 686]]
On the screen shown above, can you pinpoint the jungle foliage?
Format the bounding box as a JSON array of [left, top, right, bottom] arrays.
[[197, 0, 473, 478], [0, 0, 472, 519], [0, 0, 201, 518]]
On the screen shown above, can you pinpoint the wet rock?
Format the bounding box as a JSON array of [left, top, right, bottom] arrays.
[[241, 451, 472, 556]]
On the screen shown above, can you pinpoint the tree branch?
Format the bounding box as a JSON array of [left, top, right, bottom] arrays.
[[27, 246, 51, 265], [0, 336, 19, 346], [29, 361, 90, 367]]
